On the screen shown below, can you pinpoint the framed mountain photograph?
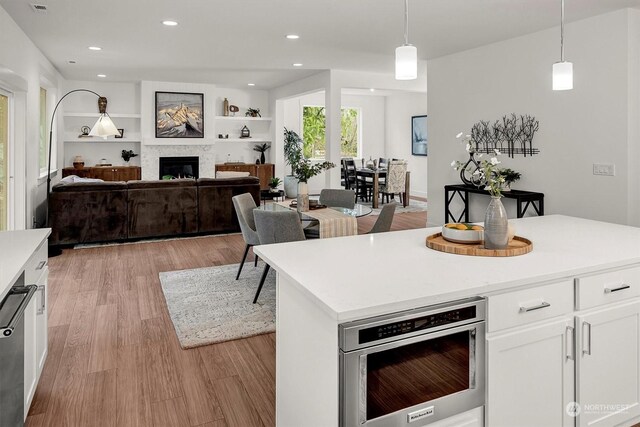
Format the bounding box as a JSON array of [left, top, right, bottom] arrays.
[[155, 91, 204, 138]]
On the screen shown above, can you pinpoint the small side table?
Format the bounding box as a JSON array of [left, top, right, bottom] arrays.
[[260, 189, 286, 206]]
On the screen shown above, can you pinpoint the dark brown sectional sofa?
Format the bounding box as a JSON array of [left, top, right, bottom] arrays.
[[48, 177, 260, 246]]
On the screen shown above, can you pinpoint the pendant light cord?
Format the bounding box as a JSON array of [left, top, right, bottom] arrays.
[[404, 0, 409, 46], [560, 0, 565, 61]]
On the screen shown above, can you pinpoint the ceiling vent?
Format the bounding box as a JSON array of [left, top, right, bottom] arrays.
[[30, 4, 48, 13]]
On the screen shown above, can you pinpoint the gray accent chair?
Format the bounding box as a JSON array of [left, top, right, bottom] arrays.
[[252, 209, 306, 303], [367, 203, 396, 234], [319, 189, 356, 209], [232, 193, 260, 280]]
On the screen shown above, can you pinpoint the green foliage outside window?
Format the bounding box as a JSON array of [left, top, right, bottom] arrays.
[[302, 106, 360, 159]]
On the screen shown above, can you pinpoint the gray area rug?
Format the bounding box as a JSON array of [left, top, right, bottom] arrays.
[[159, 263, 275, 349], [361, 199, 428, 216]]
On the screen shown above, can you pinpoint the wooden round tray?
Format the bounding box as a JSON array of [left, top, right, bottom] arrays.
[[426, 233, 532, 257]]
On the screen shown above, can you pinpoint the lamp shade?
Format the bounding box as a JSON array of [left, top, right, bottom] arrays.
[[89, 114, 119, 138], [395, 44, 417, 80], [552, 61, 573, 91]]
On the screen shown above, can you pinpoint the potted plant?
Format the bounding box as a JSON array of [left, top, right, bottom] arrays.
[[283, 128, 304, 198], [252, 143, 270, 164], [121, 150, 138, 163], [246, 107, 261, 117], [268, 177, 282, 192], [499, 168, 521, 191]]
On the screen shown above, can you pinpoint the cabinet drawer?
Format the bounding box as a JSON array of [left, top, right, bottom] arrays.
[[24, 241, 48, 286], [576, 266, 640, 310], [487, 280, 574, 332]]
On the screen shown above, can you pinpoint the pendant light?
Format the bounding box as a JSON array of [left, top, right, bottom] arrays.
[[552, 0, 573, 90], [395, 0, 417, 80]]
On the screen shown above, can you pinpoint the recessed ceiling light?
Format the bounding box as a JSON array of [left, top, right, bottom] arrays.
[[97, 74, 106, 78], [88, 46, 102, 51], [370, 88, 376, 92], [247, 83, 256, 87], [286, 34, 299, 40], [162, 20, 178, 26], [293, 63, 303, 67]]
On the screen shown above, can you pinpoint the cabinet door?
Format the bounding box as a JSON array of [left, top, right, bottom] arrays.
[[256, 164, 274, 189], [90, 167, 114, 181], [487, 317, 575, 427], [23, 296, 37, 420], [35, 269, 48, 377], [576, 300, 640, 427]]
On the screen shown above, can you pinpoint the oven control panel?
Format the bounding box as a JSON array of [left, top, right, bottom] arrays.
[[358, 306, 476, 344]]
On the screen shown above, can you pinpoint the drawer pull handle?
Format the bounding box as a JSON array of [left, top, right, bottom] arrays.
[[566, 326, 575, 361], [583, 321, 592, 355], [36, 261, 47, 270], [604, 284, 630, 294], [37, 285, 45, 315], [519, 301, 550, 313]]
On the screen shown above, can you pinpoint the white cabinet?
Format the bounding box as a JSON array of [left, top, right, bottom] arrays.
[[23, 293, 37, 419], [487, 317, 575, 427], [35, 271, 48, 376], [576, 300, 640, 427]]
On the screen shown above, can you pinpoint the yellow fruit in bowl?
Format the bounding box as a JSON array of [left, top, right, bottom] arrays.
[[445, 223, 458, 229], [455, 224, 468, 230], [471, 225, 484, 231]]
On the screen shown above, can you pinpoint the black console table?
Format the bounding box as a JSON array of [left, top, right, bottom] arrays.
[[445, 184, 544, 223]]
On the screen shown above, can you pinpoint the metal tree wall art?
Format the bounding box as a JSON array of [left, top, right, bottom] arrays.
[[470, 114, 540, 158]]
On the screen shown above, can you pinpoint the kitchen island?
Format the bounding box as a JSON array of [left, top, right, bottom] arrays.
[[255, 215, 640, 427]]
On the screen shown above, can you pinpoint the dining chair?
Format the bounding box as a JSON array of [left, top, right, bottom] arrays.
[[252, 209, 306, 303], [342, 158, 357, 190], [366, 203, 396, 234], [378, 158, 389, 169], [319, 189, 355, 209], [232, 193, 260, 280], [380, 160, 408, 205]]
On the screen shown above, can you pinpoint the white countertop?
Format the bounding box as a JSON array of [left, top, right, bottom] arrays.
[[254, 215, 640, 322], [0, 229, 51, 299]]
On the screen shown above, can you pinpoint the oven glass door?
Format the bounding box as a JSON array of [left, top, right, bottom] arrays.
[[365, 329, 472, 420]]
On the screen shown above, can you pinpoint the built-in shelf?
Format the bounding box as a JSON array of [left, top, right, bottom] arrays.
[[144, 140, 216, 146], [64, 112, 142, 119], [216, 138, 271, 143], [64, 138, 141, 143], [215, 116, 272, 122]]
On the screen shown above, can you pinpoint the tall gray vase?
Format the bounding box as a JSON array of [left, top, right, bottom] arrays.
[[484, 196, 508, 249]]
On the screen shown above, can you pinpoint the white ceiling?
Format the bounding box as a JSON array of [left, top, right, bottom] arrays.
[[2, 0, 639, 89]]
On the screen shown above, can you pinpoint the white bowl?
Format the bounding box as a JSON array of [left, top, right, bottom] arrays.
[[441, 224, 484, 244]]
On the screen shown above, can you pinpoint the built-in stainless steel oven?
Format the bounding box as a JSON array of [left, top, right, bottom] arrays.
[[339, 297, 485, 427]]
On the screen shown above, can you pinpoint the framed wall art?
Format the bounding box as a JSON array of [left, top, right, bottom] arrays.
[[411, 115, 427, 156], [155, 91, 204, 138]]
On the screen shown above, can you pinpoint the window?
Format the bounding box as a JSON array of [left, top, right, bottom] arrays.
[[39, 87, 47, 174], [0, 92, 8, 230], [302, 106, 360, 160]]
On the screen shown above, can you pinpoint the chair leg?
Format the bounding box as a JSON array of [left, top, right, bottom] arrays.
[[254, 252, 258, 267], [253, 264, 271, 303], [236, 244, 251, 280]]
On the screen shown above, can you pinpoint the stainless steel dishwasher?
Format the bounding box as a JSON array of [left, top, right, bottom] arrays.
[[0, 285, 37, 427]]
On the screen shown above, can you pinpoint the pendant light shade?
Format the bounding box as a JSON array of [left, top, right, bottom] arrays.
[[395, 0, 417, 81], [396, 45, 417, 80], [89, 114, 119, 138], [552, 0, 573, 91], [552, 61, 573, 91]]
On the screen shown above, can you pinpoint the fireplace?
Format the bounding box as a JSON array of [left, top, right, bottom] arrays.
[[159, 156, 199, 179]]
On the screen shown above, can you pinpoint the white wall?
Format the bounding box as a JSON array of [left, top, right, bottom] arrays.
[[427, 9, 640, 227], [282, 90, 386, 193], [385, 92, 428, 199], [0, 5, 63, 229]]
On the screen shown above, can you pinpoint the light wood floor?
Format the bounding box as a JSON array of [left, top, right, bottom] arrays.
[[26, 210, 427, 427]]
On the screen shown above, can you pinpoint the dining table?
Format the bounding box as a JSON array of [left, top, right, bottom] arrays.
[[258, 201, 372, 238], [355, 168, 411, 209]]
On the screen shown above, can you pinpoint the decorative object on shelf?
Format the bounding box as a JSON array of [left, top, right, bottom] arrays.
[[115, 128, 124, 139], [45, 89, 119, 230], [268, 177, 282, 192], [218, 133, 224, 138], [252, 143, 270, 164], [499, 168, 521, 191], [229, 105, 239, 116], [411, 115, 427, 156], [155, 91, 204, 138], [223, 97, 229, 116], [452, 133, 483, 187], [240, 125, 251, 138], [72, 155, 85, 169], [552, 0, 573, 91], [469, 114, 540, 158], [395, 0, 417, 80], [284, 128, 303, 198], [246, 107, 261, 117], [79, 126, 91, 137], [98, 158, 110, 165], [255, 159, 260, 164], [121, 150, 138, 163]]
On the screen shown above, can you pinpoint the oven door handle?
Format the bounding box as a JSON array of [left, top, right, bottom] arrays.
[[0, 285, 38, 338], [359, 354, 368, 425]]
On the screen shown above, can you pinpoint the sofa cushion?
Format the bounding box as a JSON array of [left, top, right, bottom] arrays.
[[53, 181, 127, 192], [197, 177, 260, 233], [127, 179, 196, 189]]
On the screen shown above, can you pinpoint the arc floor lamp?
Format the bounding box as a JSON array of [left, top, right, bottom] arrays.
[[46, 89, 119, 227]]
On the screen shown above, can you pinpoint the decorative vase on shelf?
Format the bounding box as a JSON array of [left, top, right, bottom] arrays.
[[297, 182, 309, 212], [72, 155, 84, 170], [223, 98, 229, 116], [260, 152, 265, 164], [484, 196, 508, 249]]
